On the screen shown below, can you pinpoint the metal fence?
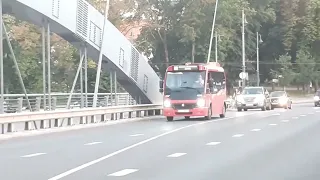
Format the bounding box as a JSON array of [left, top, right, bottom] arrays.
[[1, 93, 137, 113]]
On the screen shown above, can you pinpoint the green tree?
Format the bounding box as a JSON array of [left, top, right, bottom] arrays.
[[295, 49, 316, 89], [271, 54, 296, 88]]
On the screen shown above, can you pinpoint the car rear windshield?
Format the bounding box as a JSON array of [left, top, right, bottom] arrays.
[[242, 88, 263, 95], [270, 91, 285, 97]]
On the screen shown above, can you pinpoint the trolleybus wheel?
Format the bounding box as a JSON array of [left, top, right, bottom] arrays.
[[167, 117, 173, 121], [205, 105, 212, 120], [220, 104, 226, 118]]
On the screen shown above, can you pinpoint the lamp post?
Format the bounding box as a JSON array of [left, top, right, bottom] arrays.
[[241, 9, 248, 87], [256, 32, 263, 86]]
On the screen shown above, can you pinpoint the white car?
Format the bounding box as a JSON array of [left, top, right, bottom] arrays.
[[236, 87, 272, 111]]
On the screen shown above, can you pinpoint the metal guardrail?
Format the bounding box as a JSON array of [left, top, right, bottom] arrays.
[[0, 104, 162, 134], [1, 93, 137, 113]]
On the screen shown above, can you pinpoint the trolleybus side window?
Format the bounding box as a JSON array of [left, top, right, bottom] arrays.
[[210, 71, 225, 91]]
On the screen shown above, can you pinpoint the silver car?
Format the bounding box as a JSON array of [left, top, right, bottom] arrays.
[[236, 87, 272, 111]]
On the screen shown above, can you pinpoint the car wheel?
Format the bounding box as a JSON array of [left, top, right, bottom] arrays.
[[237, 108, 242, 112], [266, 104, 271, 110], [261, 105, 266, 111], [244, 108, 248, 111], [185, 116, 190, 120]]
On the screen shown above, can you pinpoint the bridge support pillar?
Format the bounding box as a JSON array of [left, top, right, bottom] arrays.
[[7, 123, 14, 133], [40, 120, 46, 129]]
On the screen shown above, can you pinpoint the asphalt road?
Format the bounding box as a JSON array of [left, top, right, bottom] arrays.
[[0, 103, 319, 180]]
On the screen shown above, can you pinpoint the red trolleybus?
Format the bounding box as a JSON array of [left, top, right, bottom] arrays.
[[159, 62, 227, 121]]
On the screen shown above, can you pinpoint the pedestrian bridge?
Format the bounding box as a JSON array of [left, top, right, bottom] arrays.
[[3, 0, 162, 104]]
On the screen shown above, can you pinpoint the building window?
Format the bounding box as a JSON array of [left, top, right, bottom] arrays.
[[143, 75, 148, 93], [119, 48, 124, 68]]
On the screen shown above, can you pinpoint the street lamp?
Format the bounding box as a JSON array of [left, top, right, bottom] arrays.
[[256, 32, 263, 86], [215, 31, 223, 62], [242, 9, 248, 88]]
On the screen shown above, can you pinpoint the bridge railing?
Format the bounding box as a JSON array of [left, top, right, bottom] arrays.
[[0, 104, 163, 135], [1, 93, 137, 113]]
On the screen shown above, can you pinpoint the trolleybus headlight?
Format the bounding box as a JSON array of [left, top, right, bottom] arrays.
[[314, 96, 320, 101], [196, 98, 205, 107], [163, 99, 171, 108]]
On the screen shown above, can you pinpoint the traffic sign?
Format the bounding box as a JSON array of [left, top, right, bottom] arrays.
[[239, 72, 248, 80]]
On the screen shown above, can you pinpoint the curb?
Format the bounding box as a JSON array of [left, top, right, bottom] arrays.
[[292, 100, 313, 104]]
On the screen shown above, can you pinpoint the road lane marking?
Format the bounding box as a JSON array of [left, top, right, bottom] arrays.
[[167, 153, 186, 157], [232, 134, 244, 137], [281, 120, 289, 123], [300, 115, 306, 117], [108, 169, 138, 177], [308, 113, 314, 115], [47, 111, 265, 180], [272, 113, 280, 116], [84, 142, 102, 146], [251, 129, 261, 132], [269, 124, 277, 126], [21, 153, 46, 158], [292, 117, 298, 119], [129, 134, 144, 137], [206, 142, 221, 146]]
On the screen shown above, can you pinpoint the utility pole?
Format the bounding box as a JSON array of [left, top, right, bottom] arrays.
[[0, 0, 3, 114], [215, 31, 218, 62], [215, 31, 223, 63]]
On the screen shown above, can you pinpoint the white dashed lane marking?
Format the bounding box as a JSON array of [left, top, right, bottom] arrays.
[[272, 113, 281, 116], [47, 112, 264, 180], [251, 129, 261, 132], [108, 169, 139, 177], [300, 115, 306, 117], [130, 134, 144, 137], [206, 142, 221, 146], [292, 117, 298, 119], [281, 120, 289, 123], [232, 134, 244, 138], [269, 124, 277, 126], [167, 153, 187, 158], [84, 142, 102, 146], [21, 153, 46, 158]]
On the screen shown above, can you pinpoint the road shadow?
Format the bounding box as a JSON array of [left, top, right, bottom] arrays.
[[172, 116, 221, 122]]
